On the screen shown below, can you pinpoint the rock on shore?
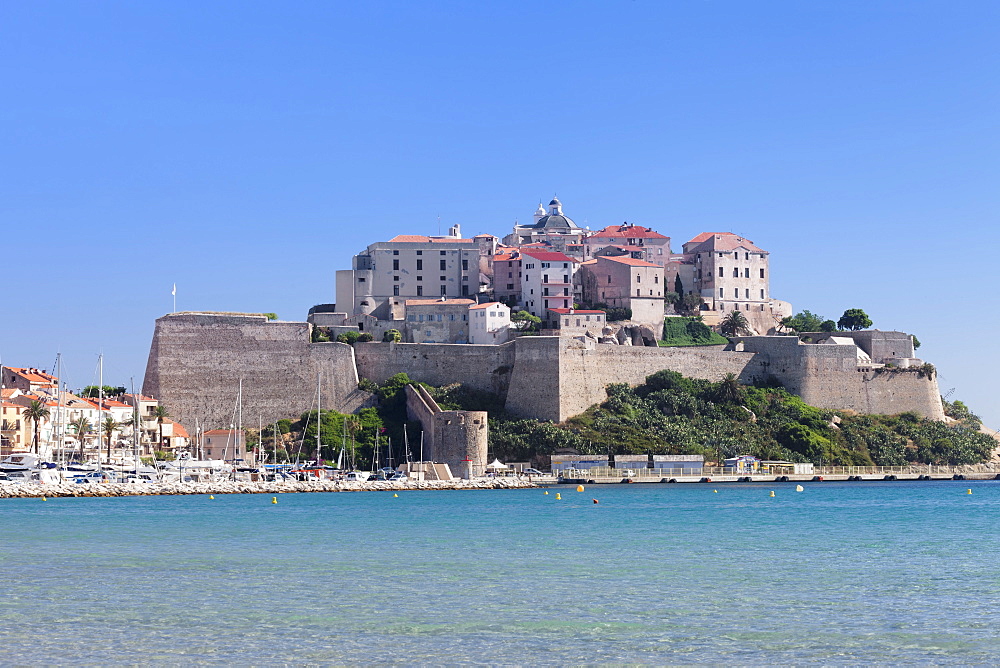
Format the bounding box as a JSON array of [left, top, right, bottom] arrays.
[[0, 477, 537, 499]]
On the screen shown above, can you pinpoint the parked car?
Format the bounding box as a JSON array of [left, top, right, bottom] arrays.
[[388, 473, 409, 481], [523, 468, 546, 476]]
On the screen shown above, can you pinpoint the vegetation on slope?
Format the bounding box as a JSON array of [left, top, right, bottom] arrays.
[[248, 371, 992, 470], [660, 316, 728, 346]]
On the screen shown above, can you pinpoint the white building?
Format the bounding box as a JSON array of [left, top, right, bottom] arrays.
[[519, 248, 578, 318], [468, 302, 511, 344]]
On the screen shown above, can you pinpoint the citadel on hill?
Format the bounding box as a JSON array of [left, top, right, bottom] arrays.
[[143, 199, 942, 475]]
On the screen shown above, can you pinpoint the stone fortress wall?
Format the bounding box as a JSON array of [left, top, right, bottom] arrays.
[[143, 313, 372, 432], [144, 314, 944, 434]]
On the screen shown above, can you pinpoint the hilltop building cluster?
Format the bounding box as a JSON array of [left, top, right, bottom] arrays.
[[323, 198, 791, 344]]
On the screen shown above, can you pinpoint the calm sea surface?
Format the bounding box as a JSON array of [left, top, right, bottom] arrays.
[[2, 480, 999, 665]]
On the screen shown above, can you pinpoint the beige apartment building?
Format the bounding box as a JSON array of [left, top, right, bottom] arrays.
[[335, 226, 497, 319], [578, 255, 666, 328], [583, 223, 672, 267], [404, 298, 475, 343]]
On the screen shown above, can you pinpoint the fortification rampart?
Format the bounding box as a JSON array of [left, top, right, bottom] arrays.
[[404, 384, 488, 478], [143, 313, 369, 431], [144, 315, 945, 433]]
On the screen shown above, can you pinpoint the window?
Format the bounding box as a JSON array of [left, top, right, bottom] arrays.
[[440, 251, 446, 256], [416, 250, 422, 255], [393, 286, 399, 296], [462, 259, 468, 271], [440, 286, 447, 295], [745, 288, 749, 298], [733, 288, 739, 298], [417, 275, 422, 281], [436, 314, 443, 322], [719, 287, 724, 297], [744, 268, 749, 278], [407, 315, 416, 322], [392, 250, 399, 255], [576, 319, 581, 327], [508, 272, 512, 278], [393, 275, 399, 282], [506, 283, 514, 289], [760, 289, 765, 298], [418, 315, 425, 322], [636, 274, 641, 283], [544, 299, 549, 308], [543, 288, 549, 296], [563, 263, 568, 268], [416, 259, 423, 270], [637, 289, 641, 297], [608, 275, 612, 284], [654, 275, 659, 284], [357, 277, 366, 283], [543, 274, 549, 283], [416, 286, 423, 296], [440, 260, 446, 270], [563, 288, 569, 296], [461, 285, 469, 296], [745, 252, 749, 260], [393, 259, 399, 270], [760, 268, 765, 279], [563, 274, 569, 283], [719, 267, 724, 278], [462, 314, 468, 321], [733, 268, 739, 277]]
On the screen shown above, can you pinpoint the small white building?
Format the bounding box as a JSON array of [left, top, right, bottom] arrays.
[[550, 454, 609, 474], [468, 302, 511, 345]]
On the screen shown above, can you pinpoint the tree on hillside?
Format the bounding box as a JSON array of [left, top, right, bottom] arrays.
[[80, 385, 127, 398], [838, 308, 872, 331], [912, 335, 921, 349], [719, 310, 752, 337], [678, 293, 703, 315], [713, 373, 746, 405], [780, 310, 826, 333], [23, 400, 50, 455], [511, 310, 541, 331]]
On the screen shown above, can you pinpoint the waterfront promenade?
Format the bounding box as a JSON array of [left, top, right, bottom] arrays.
[[559, 464, 1000, 485], [0, 476, 536, 499]]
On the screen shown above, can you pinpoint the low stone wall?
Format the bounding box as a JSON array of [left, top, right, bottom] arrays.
[[0, 477, 536, 499]]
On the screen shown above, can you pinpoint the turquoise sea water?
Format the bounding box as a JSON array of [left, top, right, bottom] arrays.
[[2, 480, 999, 665]]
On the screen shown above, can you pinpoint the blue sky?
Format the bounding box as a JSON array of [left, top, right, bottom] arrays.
[[2, 1, 997, 427]]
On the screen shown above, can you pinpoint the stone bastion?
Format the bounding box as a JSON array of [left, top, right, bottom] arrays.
[[143, 313, 944, 431]]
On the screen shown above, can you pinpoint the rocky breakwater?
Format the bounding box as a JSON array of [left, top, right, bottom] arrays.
[[0, 477, 537, 499]]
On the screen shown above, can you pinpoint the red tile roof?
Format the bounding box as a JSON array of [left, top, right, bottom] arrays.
[[597, 256, 661, 268], [590, 225, 668, 240], [404, 299, 475, 306], [387, 234, 474, 244], [519, 249, 578, 263], [686, 232, 766, 253], [469, 302, 505, 310]]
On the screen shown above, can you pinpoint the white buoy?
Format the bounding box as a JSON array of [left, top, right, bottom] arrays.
[[795, 485, 804, 492]]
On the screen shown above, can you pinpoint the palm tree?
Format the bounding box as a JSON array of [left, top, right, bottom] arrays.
[[102, 416, 120, 462], [152, 405, 171, 452], [714, 373, 746, 405], [719, 310, 752, 337], [69, 416, 92, 462], [22, 400, 51, 455]]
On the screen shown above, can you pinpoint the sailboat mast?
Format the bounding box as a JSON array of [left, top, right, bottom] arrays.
[[97, 353, 103, 465], [316, 371, 321, 466]]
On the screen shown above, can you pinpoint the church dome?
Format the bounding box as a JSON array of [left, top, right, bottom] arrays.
[[531, 196, 577, 229]]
